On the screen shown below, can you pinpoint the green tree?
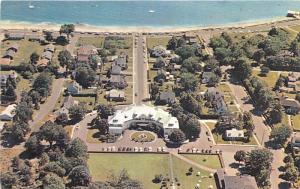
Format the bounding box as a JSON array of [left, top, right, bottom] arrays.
[[179, 93, 201, 116], [14, 102, 33, 123], [260, 66, 270, 76], [43, 162, 66, 177], [232, 58, 252, 81], [66, 138, 88, 158], [153, 56, 166, 68], [42, 173, 65, 189], [25, 135, 41, 155], [180, 72, 198, 91], [167, 36, 177, 50], [1, 172, 17, 189], [39, 152, 50, 167], [169, 129, 186, 143], [39, 121, 68, 148], [30, 52, 39, 64], [234, 150, 246, 163], [180, 114, 201, 139], [59, 24, 75, 42], [252, 49, 265, 63], [69, 105, 85, 122], [209, 36, 228, 50], [150, 83, 159, 100], [75, 66, 96, 88], [68, 165, 91, 187], [9, 121, 31, 142], [97, 104, 115, 119], [32, 72, 53, 98], [182, 56, 201, 73], [58, 50, 73, 72], [55, 112, 69, 126], [270, 125, 292, 147], [175, 45, 196, 60]]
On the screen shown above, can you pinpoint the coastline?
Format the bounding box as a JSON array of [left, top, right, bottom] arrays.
[[0, 16, 298, 33]]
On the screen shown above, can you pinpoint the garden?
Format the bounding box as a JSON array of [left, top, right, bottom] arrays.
[[131, 131, 156, 142]]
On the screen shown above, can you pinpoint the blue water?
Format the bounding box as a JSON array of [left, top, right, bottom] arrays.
[[1, 1, 300, 27]]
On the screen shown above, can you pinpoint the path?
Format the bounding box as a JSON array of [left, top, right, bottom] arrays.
[[168, 154, 176, 189], [133, 34, 148, 105], [29, 78, 64, 132]]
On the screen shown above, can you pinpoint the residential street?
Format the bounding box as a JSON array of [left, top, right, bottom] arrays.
[[133, 34, 148, 105]]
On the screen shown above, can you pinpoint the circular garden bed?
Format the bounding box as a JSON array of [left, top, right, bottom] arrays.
[[131, 131, 156, 142]]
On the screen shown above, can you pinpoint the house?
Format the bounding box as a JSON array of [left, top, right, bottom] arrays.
[[7, 44, 19, 52], [225, 128, 244, 140], [155, 69, 167, 83], [41, 51, 53, 60], [57, 96, 78, 115], [215, 169, 258, 189], [0, 72, 18, 87], [28, 34, 45, 42], [156, 91, 176, 105], [108, 75, 127, 89], [6, 33, 25, 40], [44, 44, 55, 53], [3, 49, 15, 60], [0, 104, 17, 121], [292, 132, 300, 148], [111, 65, 122, 75], [106, 89, 125, 102], [280, 97, 300, 114], [0, 58, 11, 65], [151, 45, 171, 57], [76, 45, 98, 63], [114, 54, 127, 70], [205, 88, 228, 114], [36, 59, 49, 68], [107, 55, 118, 62], [67, 81, 82, 95]]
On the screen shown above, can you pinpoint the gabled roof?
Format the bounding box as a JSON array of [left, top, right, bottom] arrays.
[[3, 49, 15, 58], [110, 75, 125, 83], [7, 44, 19, 51], [224, 175, 258, 189], [44, 44, 55, 52], [159, 91, 175, 101], [111, 65, 122, 75], [280, 98, 300, 108], [42, 51, 53, 60], [107, 89, 125, 98]]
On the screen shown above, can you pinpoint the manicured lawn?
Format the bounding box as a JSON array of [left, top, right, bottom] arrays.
[[86, 128, 102, 143], [291, 114, 300, 131], [172, 156, 217, 189], [73, 96, 95, 111], [88, 153, 217, 189], [252, 70, 279, 89], [131, 131, 155, 142], [76, 36, 104, 48], [182, 154, 222, 169], [147, 37, 171, 49], [1, 39, 44, 66], [88, 153, 169, 189]]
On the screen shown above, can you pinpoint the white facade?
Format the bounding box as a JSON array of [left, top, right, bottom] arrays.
[[0, 104, 17, 121], [225, 128, 244, 139], [108, 105, 179, 137]]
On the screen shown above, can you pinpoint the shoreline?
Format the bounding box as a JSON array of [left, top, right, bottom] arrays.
[[0, 17, 298, 33]]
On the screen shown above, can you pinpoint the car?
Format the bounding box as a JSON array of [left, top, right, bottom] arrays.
[[135, 92, 138, 96]]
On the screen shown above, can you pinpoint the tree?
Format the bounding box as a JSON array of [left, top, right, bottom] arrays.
[[66, 138, 88, 158], [14, 102, 33, 123], [32, 72, 53, 98], [68, 165, 91, 186], [179, 93, 201, 116], [244, 149, 273, 187], [270, 125, 292, 147], [252, 49, 265, 63], [39, 152, 50, 167], [232, 58, 252, 81], [9, 121, 31, 142], [153, 174, 164, 183], [42, 173, 65, 189], [296, 93, 300, 103], [234, 150, 246, 163], [153, 56, 166, 68], [179, 114, 201, 139], [169, 129, 186, 143], [182, 56, 201, 73], [25, 135, 42, 155], [43, 162, 66, 177], [59, 24, 75, 41], [4, 84, 17, 101], [260, 66, 270, 76], [175, 45, 196, 60], [39, 121, 68, 148], [97, 104, 115, 119], [207, 73, 220, 87], [180, 72, 198, 91], [102, 169, 142, 188], [75, 66, 96, 88], [95, 118, 109, 135], [268, 102, 283, 124], [56, 113, 69, 126], [167, 36, 177, 50], [69, 105, 85, 122], [209, 36, 228, 50], [150, 83, 159, 100], [58, 50, 73, 72], [177, 37, 186, 48], [281, 163, 298, 186], [1, 172, 17, 189], [30, 52, 39, 64]]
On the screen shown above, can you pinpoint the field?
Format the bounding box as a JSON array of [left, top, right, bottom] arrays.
[[76, 36, 104, 48], [1, 39, 44, 66], [182, 154, 222, 169], [88, 153, 217, 189], [147, 37, 171, 49], [290, 25, 300, 32], [291, 114, 300, 131], [252, 70, 279, 89]]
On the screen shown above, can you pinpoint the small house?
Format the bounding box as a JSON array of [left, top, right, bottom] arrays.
[[76, 45, 98, 64], [205, 88, 228, 114], [292, 132, 300, 148], [6, 33, 25, 40], [201, 72, 215, 84], [41, 51, 53, 60], [67, 81, 82, 95], [225, 129, 244, 140], [3, 49, 15, 60], [114, 55, 127, 70], [156, 91, 176, 105], [0, 104, 17, 121], [108, 75, 127, 89], [280, 98, 300, 114], [107, 55, 118, 62], [155, 69, 167, 83], [44, 44, 55, 53], [151, 45, 170, 57], [28, 34, 45, 42], [0, 72, 17, 87], [7, 44, 19, 52], [106, 89, 125, 102], [111, 65, 122, 75]]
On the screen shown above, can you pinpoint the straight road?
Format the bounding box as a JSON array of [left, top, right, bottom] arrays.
[[133, 34, 148, 105]]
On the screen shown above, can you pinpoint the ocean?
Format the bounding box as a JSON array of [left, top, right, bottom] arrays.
[[1, 1, 300, 28]]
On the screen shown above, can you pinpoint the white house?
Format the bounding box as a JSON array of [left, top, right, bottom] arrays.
[[225, 129, 244, 140], [107, 105, 179, 137], [0, 104, 17, 121]]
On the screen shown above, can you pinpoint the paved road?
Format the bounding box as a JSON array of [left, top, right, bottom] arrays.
[[29, 78, 64, 132], [226, 81, 286, 189], [133, 34, 148, 105]]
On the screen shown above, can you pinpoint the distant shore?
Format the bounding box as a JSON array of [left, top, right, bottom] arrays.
[[0, 17, 298, 33]]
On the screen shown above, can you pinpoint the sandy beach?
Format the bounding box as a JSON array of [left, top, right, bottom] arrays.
[[0, 17, 298, 33]]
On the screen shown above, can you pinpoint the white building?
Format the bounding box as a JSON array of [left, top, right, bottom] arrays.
[[108, 105, 179, 137], [0, 104, 17, 121], [225, 128, 244, 140]]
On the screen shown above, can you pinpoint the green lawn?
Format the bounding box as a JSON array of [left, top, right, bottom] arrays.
[[252, 70, 279, 89], [172, 156, 217, 189], [88, 153, 169, 189], [76, 36, 104, 48], [1, 39, 44, 66], [73, 96, 95, 111], [86, 128, 102, 143], [291, 114, 300, 131], [88, 153, 217, 189], [182, 154, 222, 169], [290, 25, 300, 32], [147, 37, 171, 49]]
